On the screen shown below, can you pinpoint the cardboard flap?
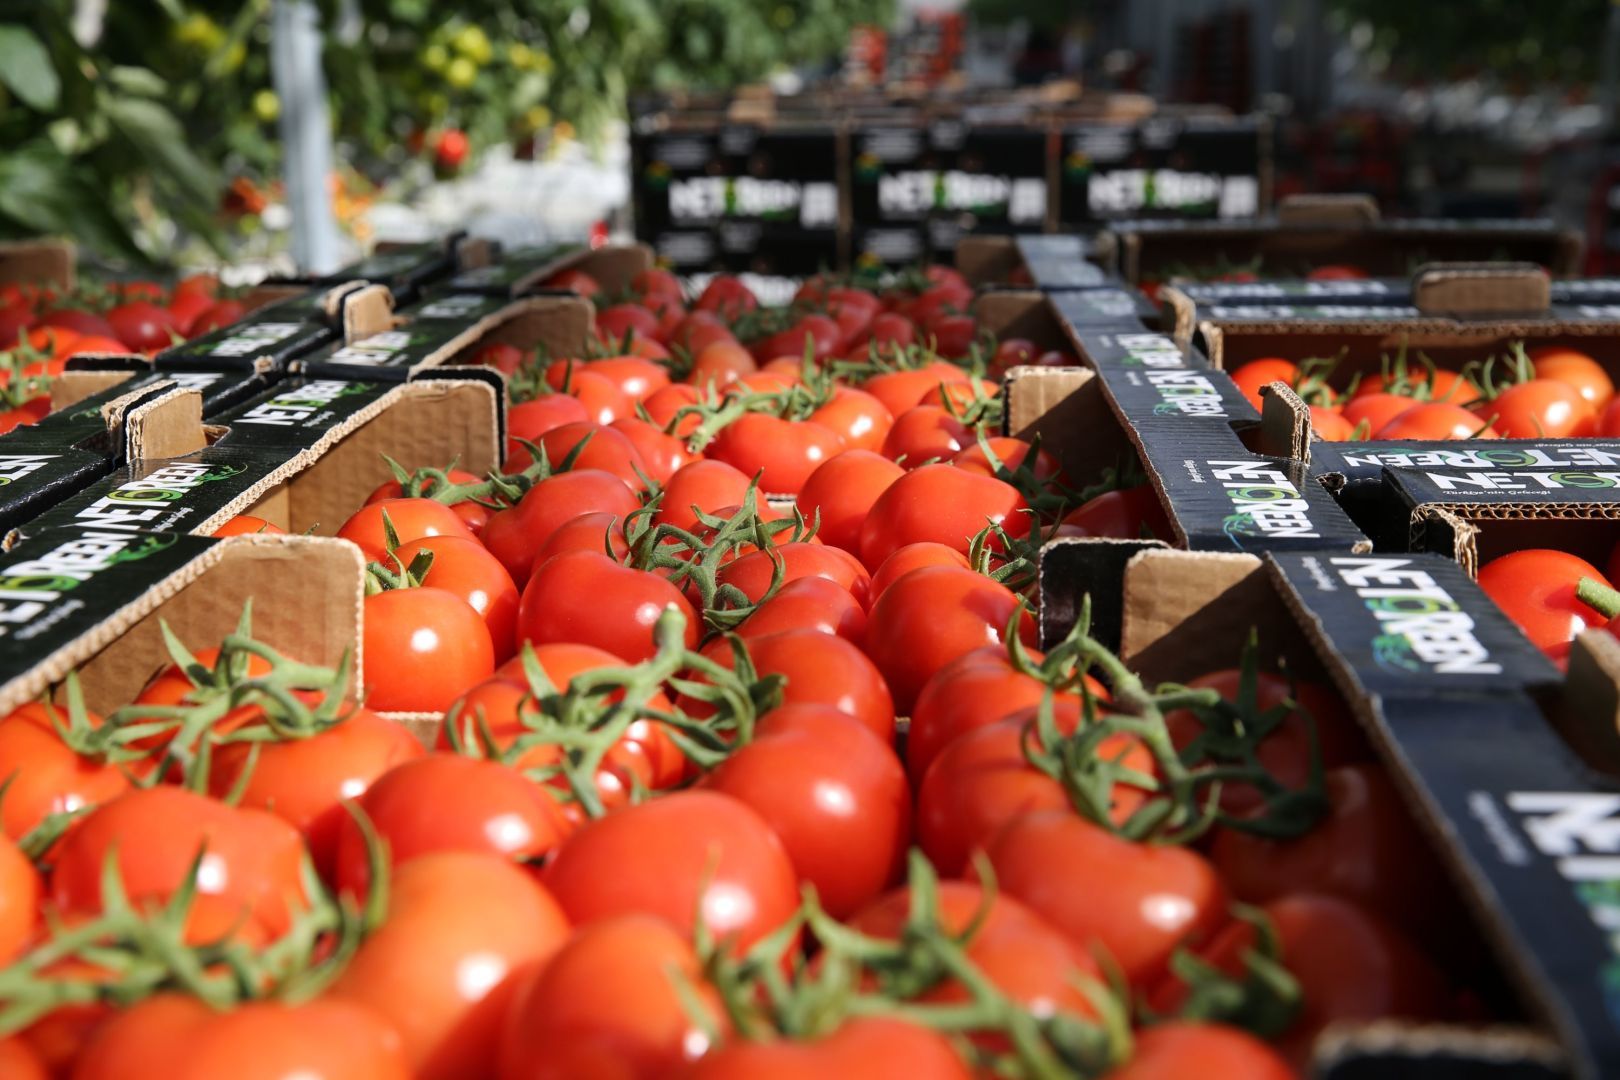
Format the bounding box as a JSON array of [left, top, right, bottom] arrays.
[[1275, 193, 1380, 228], [339, 284, 397, 342], [973, 291, 1068, 351], [1258, 381, 1310, 461], [570, 243, 656, 293], [1159, 285, 1199, 344], [1413, 263, 1551, 317], [1558, 630, 1620, 775], [956, 235, 1021, 289], [1120, 548, 1266, 670], [1410, 504, 1479, 576], [1315, 1020, 1565, 1079], [125, 387, 208, 461], [454, 235, 498, 271], [52, 370, 136, 411], [0, 237, 74, 289]]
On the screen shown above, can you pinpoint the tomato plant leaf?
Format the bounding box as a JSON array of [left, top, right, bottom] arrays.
[[100, 94, 222, 207], [0, 24, 61, 111]]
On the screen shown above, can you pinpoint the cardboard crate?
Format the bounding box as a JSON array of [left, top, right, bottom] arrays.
[[443, 241, 654, 298], [1041, 542, 1619, 1078], [261, 233, 473, 307], [1108, 195, 1582, 289]]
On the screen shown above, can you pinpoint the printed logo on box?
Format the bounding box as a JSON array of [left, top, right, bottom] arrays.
[[1206, 460, 1320, 541], [0, 531, 177, 640], [0, 455, 60, 487], [200, 322, 306, 358], [1325, 555, 1502, 675], [233, 380, 371, 427], [67, 462, 250, 532], [1343, 446, 1620, 491]]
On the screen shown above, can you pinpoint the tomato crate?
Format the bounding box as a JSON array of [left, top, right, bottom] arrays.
[[1105, 193, 1581, 293], [261, 233, 473, 307], [956, 233, 1111, 291], [1039, 542, 1617, 1078], [442, 241, 654, 299]]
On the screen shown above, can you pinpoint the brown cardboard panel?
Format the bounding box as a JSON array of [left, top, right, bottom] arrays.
[[0, 238, 75, 289], [972, 291, 1070, 352], [1257, 381, 1310, 461], [0, 535, 365, 718], [1412, 264, 1551, 317], [339, 284, 397, 342], [567, 243, 655, 293], [444, 295, 594, 366], [1314, 1022, 1565, 1080], [956, 235, 1023, 289], [1274, 193, 1380, 227], [1002, 364, 1134, 483], [1160, 285, 1200, 344], [125, 388, 210, 462], [52, 370, 135, 411], [1555, 630, 1620, 776]]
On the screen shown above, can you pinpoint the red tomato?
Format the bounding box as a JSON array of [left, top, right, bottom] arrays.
[[548, 267, 602, 297], [39, 307, 116, 340], [694, 628, 894, 741], [951, 436, 1064, 484], [1056, 486, 1172, 541], [517, 422, 649, 489], [0, 700, 128, 841], [394, 535, 519, 659], [542, 790, 796, 950], [864, 566, 1035, 714], [532, 509, 632, 567], [553, 370, 633, 427], [1107, 1022, 1294, 1080], [654, 459, 755, 532], [609, 416, 694, 484], [1373, 403, 1498, 440], [337, 497, 473, 560], [1477, 549, 1610, 661], [211, 514, 285, 537], [641, 383, 704, 435], [475, 343, 528, 375], [861, 311, 918, 351], [671, 312, 737, 356], [0, 302, 34, 348], [990, 336, 1039, 377], [695, 276, 758, 321], [208, 708, 422, 877], [717, 542, 871, 608], [810, 385, 893, 452], [547, 356, 670, 402], [908, 645, 1052, 784], [496, 914, 724, 1080], [927, 312, 978, 358], [1602, 397, 1620, 437], [595, 303, 661, 343], [73, 995, 409, 1080], [106, 300, 180, 351], [0, 1038, 44, 1080], [481, 469, 639, 585], [188, 299, 247, 336], [1307, 263, 1368, 280], [0, 834, 39, 964], [738, 575, 868, 643], [1531, 345, 1614, 410], [507, 394, 590, 453], [868, 541, 972, 602], [688, 340, 758, 387], [520, 549, 699, 662], [0, 396, 48, 437], [1309, 405, 1355, 441], [1212, 764, 1452, 939], [880, 404, 971, 466], [329, 852, 571, 1080], [333, 754, 571, 895], [987, 810, 1226, 988], [1480, 378, 1595, 438], [701, 706, 908, 917], [1340, 391, 1418, 435], [166, 289, 214, 336], [859, 464, 1029, 571], [709, 413, 843, 495], [686, 1019, 970, 1080], [862, 363, 970, 417], [797, 450, 905, 554], [748, 313, 842, 364], [52, 787, 307, 946], [632, 267, 684, 306], [1229, 357, 1299, 411], [363, 587, 495, 711]]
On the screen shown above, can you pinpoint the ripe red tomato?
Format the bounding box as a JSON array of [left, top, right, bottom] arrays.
[[365, 469, 486, 533], [211, 514, 286, 537], [654, 459, 754, 532], [329, 852, 571, 1080], [542, 790, 796, 950], [1479, 378, 1595, 438], [547, 356, 671, 402], [685, 1019, 971, 1080], [393, 535, 519, 659], [688, 340, 758, 387], [52, 787, 308, 946], [859, 311, 918, 352], [990, 336, 1039, 377], [333, 754, 571, 895], [632, 267, 684, 306], [39, 307, 116, 340], [928, 312, 978, 358], [717, 542, 871, 607], [520, 549, 699, 662], [671, 312, 737, 356], [694, 628, 895, 741], [858, 464, 1029, 571], [595, 303, 661, 344], [363, 587, 495, 711], [748, 313, 842, 364], [520, 422, 650, 489], [1340, 391, 1417, 434], [695, 276, 759, 320], [481, 469, 639, 585], [880, 404, 971, 465], [1108, 1022, 1294, 1080], [1531, 345, 1615, 410], [166, 289, 214, 336], [1477, 549, 1610, 662], [868, 541, 972, 602], [507, 394, 590, 454], [737, 576, 868, 643], [1307, 263, 1368, 280], [496, 914, 724, 1080], [609, 417, 694, 483], [1373, 402, 1498, 440], [0, 301, 34, 348], [864, 566, 1035, 714], [548, 267, 602, 297], [1055, 486, 1172, 541], [861, 363, 970, 417], [1310, 405, 1355, 441], [797, 450, 905, 554], [0, 834, 39, 964], [709, 413, 843, 495], [188, 299, 247, 336], [985, 809, 1225, 988], [337, 497, 473, 560], [907, 645, 1064, 785], [208, 707, 423, 877], [810, 385, 894, 452], [0, 1037, 45, 1080], [0, 700, 128, 841], [72, 995, 410, 1080], [106, 300, 180, 351], [951, 436, 1064, 484], [1229, 357, 1299, 411]]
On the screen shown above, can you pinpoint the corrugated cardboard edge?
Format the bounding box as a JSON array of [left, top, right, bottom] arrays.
[[972, 290, 1070, 352], [1314, 1021, 1565, 1077], [1274, 193, 1380, 228], [337, 283, 397, 342], [0, 534, 365, 717], [125, 387, 208, 462], [413, 293, 594, 377], [1159, 285, 1200, 344], [1257, 381, 1309, 461], [1119, 548, 1263, 662], [1563, 630, 1620, 774], [1412, 263, 1551, 317], [52, 369, 137, 411], [1409, 506, 1480, 577], [0, 237, 75, 289], [957, 235, 1022, 289]]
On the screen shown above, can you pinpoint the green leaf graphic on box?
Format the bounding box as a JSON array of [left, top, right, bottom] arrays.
[[1221, 512, 1259, 542], [0, 25, 61, 110], [107, 534, 178, 565], [200, 464, 250, 483], [1371, 633, 1421, 673], [0, 573, 79, 593]]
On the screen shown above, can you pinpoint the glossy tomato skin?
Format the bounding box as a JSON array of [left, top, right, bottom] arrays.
[[520, 549, 699, 663], [1309, 405, 1355, 441], [655, 459, 754, 532], [507, 395, 590, 452], [0, 1037, 44, 1080], [685, 1018, 971, 1080], [338, 498, 473, 560], [363, 587, 495, 712], [332, 754, 572, 896], [701, 706, 909, 918], [738, 576, 868, 643], [695, 628, 895, 742], [880, 405, 971, 466], [482, 468, 639, 585], [1477, 549, 1610, 661], [330, 852, 571, 1080], [1374, 403, 1498, 440], [797, 450, 905, 554], [1230, 358, 1299, 411], [717, 542, 871, 608], [208, 708, 423, 878], [609, 417, 694, 483], [1481, 378, 1595, 438], [985, 810, 1225, 988], [708, 413, 842, 496], [525, 422, 650, 489], [542, 790, 797, 951], [1107, 1022, 1294, 1080], [908, 645, 1049, 784], [951, 436, 1064, 484], [864, 566, 1035, 715], [859, 464, 1029, 571], [0, 834, 39, 964], [1057, 486, 1171, 541], [105, 301, 179, 351], [496, 914, 724, 1080], [1532, 345, 1615, 410], [862, 364, 969, 417], [211, 514, 286, 537], [868, 541, 972, 602], [394, 535, 520, 660], [1340, 391, 1416, 434], [810, 385, 893, 452], [0, 701, 128, 841]]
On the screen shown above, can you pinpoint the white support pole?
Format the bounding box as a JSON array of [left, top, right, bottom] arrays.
[[271, 0, 341, 274]]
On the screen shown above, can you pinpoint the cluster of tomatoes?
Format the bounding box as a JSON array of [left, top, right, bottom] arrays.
[[1478, 541, 1620, 667], [0, 266, 1480, 1078], [0, 275, 248, 435], [1230, 342, 1619, 443]]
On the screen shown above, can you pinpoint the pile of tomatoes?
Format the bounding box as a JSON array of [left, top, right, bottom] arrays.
[[1230, 342, 1618, 443], [0, 266, 1483, 1078], [1478, 542, 1620, 667], [0, 274, 247, 436]]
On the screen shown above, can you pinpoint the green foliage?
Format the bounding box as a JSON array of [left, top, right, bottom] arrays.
[[1327, 0, 1606, 84]]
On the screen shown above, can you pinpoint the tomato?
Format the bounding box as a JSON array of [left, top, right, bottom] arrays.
[[1340, 391, 1417, 435], [210, 514, 285, 537], [909, 645, 1053, 784], [1479, 378, 1595, 438], [106, 301, 180, 351], [481, 469, 639, 585], [1164, 672, 1369, 815], [1373, 403, 1497, 440], [927, 312, 978, 358], [810, 385, 893, 452], [797, 450, 905, 554], [1212, 764, 1452, 939], [951, 436, 1064, 484], [985, 810, 1225, 987], [867, 541, 972, 602], [0, 1038, 45, 1080], [549, 267, 602, 297], [1306, 263, 1368, 281], [880, 404, 971, 466], [496, 914, 724, 1080], [188, 299, 247, 336], [864, 566, 1035, 715], [609, 417, 694, 483], [52, 787, 308, 946], [39, 307, 116, 340], [209, 708, 423, 877], [694, 628, 894, 742], [1106, 1022, 1293, 1080], [552, 370, 633, 427], [533, 510, 632, 566], [859, 464, 1029, 571], [695, 276, 758, 320], [699, 706, 905, 917], [1477, 549, 1610, 661], [862, 363, 971, 417], [166, 289, 214, 336], [990, 336, 1039, 377], [688, 339, 758, 387], [72, 995, 409, 1080], [1055, 486, 1171, 541], [333, 754, 571, 895], [393, 535, 519, 659], [508, 394, 591, 453], [0, 833, 39, 964], [521, 549, 699, 662], [687, 1019, 970, 1080], [917, 378, 996, 413], [548, 356, 671, 402], [717, 542, 871, 607], [542, 790, 796, 950], [330, 852, 571, 1080], [337, 497, 473, 560], [1229, 357, 1299, 411], [632, 267, 684, 306], [1531, 345, 1614, 410], [519, 422, 649, 490], [1309, 405, 1355, 441], [749, 313, 842, 364], [860, 311, 918, 352], [738, 575, 868, 643], [1152, 894, 1450, 1069], [1602, 397, 1620, 438], [0, 700, 128, 841], [670, 311, 736, 355], [363, 587, 495, 711], [709, 413, 843, 495], [0, 301, 34, 348], [474, 343, 528, 375], [596, 303, 661, 343]]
